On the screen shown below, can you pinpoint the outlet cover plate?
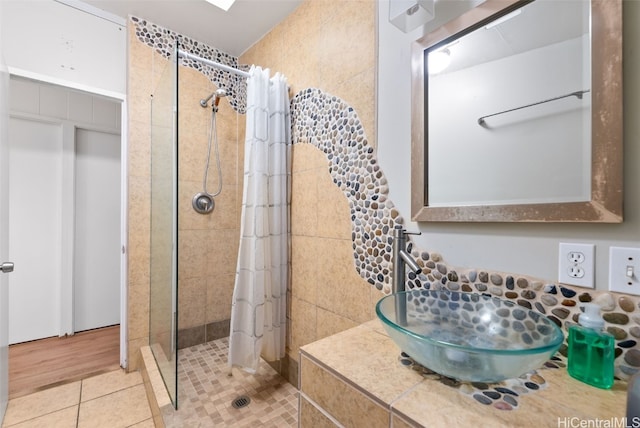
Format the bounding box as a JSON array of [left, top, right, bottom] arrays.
[[609, 247, 640, 296], [558, 243, 595, 288]]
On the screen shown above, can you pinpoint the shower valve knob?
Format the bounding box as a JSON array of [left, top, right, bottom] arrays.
[[192, 193, 215, 214]]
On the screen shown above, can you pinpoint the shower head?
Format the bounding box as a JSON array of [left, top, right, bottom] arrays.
[[213, 88, 227, 108], [200, 88, 228, 109]]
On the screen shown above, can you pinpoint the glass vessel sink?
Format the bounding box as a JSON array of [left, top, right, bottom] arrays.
[[376, 290, 564, 383]]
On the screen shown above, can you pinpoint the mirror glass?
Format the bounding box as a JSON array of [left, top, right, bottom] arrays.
[[410, 0, 623, 222], [427, 0, 590, 207]]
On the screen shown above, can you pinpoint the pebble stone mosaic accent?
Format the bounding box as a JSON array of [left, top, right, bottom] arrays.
[[131, 16, 249, 113], [290, 87, 640, 407], [399, 351, 561, 411], [291, 88, 402, 293]]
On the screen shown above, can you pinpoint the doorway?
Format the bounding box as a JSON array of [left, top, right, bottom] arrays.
[[6, 76, 124, 396]]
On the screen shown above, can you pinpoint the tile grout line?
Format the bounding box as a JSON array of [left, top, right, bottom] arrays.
[[78, 380, 150, 427], [75, 381, 82, 428], [7, 366, 119, 401], [2, 404, 80, 428], [1, 382, 83, 428], [167, 337, 298, 427], [3, 371, 149, 428], [80, 382, 144, 405]]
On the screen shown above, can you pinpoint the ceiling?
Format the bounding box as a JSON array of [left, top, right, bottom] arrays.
[[431, 0, 589, 73], [81, 0, 304, 57]]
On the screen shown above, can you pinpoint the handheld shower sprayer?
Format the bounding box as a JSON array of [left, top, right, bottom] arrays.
[[193, 87, 228, 215], [200, 88, 228, 111]]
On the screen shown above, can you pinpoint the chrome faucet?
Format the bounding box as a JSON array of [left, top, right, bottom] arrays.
[[392, 226, 422, 326], [392, 226, 422, 293]]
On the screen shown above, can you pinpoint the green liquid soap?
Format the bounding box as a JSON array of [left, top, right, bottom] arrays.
[[567, 303, 614, 389]]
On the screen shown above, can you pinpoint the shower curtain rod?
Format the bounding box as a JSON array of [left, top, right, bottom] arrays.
[[177, 49, 251, 78]]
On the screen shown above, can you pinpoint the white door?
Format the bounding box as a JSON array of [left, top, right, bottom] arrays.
[[0, 41, 11, 424], [8, 117, 62, 344], [73, 128, 121, 332]]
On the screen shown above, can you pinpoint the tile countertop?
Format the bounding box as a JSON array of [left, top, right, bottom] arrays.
[[300, 320, 628, 427]]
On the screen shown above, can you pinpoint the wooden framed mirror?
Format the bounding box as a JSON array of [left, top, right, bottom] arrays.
[[410, 0, 623, 222]]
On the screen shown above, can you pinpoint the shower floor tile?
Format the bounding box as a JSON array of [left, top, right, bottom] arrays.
[[163, 337, 298, 427]]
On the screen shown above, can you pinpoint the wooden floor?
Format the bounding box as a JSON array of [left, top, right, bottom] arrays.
[[8, 325, 121, 399]]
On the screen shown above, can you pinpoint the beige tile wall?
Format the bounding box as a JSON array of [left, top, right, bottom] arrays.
[[127, 24, 154, 369], [299, 395, 337, 428], [300, 355, 389, 428], [175, 66, 240, 333], [239, 0, 382, 368]]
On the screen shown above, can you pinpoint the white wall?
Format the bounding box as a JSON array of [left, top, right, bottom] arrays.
[[0, 0, 126, 98], [377, 0, 640, 291]]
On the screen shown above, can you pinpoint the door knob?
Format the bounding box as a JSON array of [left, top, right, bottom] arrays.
[[1, 262, 14, 273]]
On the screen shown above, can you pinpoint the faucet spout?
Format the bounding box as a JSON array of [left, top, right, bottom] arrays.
[[400, 250, 422, 275], [392, 226, 422, 327], [392, 226, 422, 294]]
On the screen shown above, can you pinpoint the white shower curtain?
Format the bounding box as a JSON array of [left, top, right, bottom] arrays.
[[228, 66, 290, 373]]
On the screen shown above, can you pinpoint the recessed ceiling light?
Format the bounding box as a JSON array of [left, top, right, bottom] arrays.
[[205, 0, 236, 12], [428, 49, 451, 74]]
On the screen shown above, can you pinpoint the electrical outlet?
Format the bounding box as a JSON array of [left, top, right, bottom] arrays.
[[568, 266, 585, 278], [609, 247, 640, 296], [568, 252, 585, 264], [558, 243, 595, 288]]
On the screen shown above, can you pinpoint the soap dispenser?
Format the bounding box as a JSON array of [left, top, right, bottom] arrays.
[[568, 303, 614, 389]]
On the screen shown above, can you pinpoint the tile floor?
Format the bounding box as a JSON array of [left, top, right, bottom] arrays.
[[163, 337, 299, 427], [2, 370, 153, 428], [3, 337, 299, 428]]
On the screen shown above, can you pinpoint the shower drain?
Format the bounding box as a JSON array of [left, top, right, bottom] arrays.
[[231, 395, 251, 409]]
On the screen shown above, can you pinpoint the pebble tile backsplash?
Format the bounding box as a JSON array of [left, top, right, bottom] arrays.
[[400, 350, 561, 411]]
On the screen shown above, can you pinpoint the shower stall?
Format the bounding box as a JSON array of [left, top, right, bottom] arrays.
[[148, 44, 292, 419], [148, 46, 247, 407]]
